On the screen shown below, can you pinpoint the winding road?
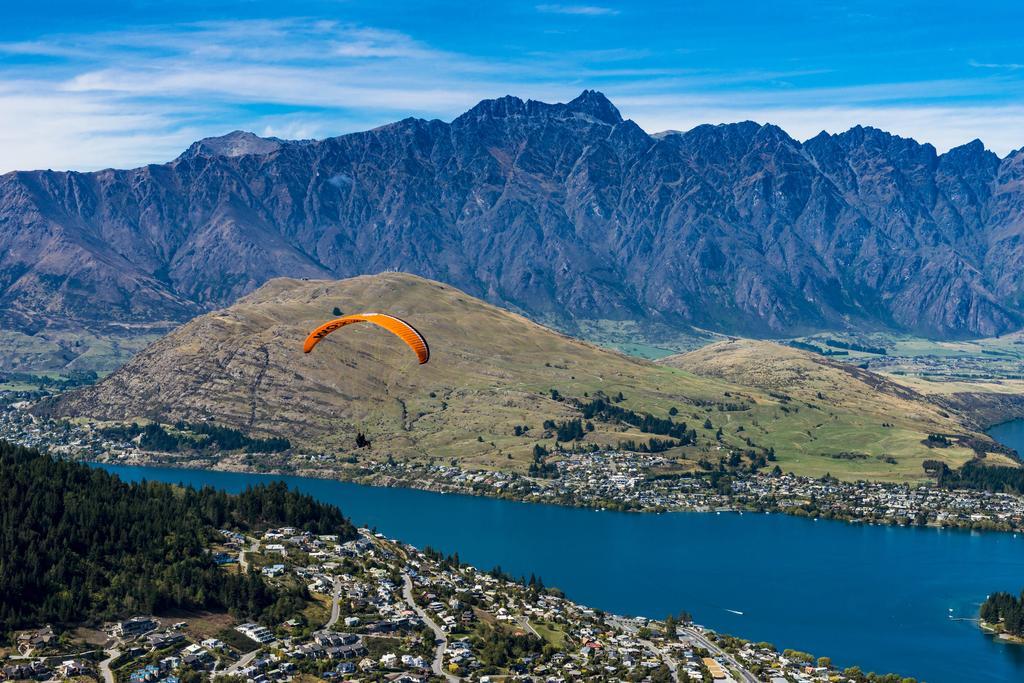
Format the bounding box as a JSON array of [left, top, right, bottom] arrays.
[[401, 573, 459, 682], [99, 648, 120, 683], [325, 576, 343, 628]]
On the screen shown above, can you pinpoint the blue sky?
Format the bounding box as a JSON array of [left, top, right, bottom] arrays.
[[2, 0, 1022, 171]]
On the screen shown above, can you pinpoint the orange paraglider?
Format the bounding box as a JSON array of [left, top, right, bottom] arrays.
[[303, 313, 429, 364]]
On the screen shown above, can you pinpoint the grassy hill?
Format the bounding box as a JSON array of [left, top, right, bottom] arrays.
[[660, 339, 1019, 478], [46, 274, 1010, 481]]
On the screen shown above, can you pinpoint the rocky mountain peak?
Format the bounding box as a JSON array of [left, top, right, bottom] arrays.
[[455, 94, 530, 122], [829, 125, 938, 159], [183, 130, 282, 159], [565, 89, 623, 125], [454, 90, 623, 127], [750, 122, 799, 148], [939, 139, 1001, 185]]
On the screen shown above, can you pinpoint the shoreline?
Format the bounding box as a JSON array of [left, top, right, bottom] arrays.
[[980, 621, 1024, 645], [79, 452, 1011, 682], [8, 444, 1016, 682], [82, 451, 1024, 535]]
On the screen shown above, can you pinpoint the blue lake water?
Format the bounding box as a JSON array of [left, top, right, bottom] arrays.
[[990, 420, 1024, 461], [98, 423, 1024, 683]]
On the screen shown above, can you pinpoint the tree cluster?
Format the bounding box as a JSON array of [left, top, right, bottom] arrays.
[[99, 421, 291, 454], [471, 623, 544, 669], [823, 339, 887, 355], [0, 440, 354, 636], [528, 445, 558, 478], [614, 438, 680, 453], [932, 460, 1024, 495], [981, 590, 1024, 635], [577, 397, 696, 443]]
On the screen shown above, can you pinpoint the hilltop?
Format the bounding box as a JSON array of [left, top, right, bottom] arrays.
[[665, 339, 934, 414], [45, 274, 1010, 481], [3, 91, 1024, 374]]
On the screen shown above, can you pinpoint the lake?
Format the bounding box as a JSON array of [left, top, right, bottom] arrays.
[[98, 422, 1024, 683]]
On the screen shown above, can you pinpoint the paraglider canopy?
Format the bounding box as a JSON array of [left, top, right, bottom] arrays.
[[303, 313, 429, 364]]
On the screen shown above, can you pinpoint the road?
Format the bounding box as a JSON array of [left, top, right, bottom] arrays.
[[638, 635, 679, 683], [682, 626, 758, 683], [99, 648, 120, 683], [325, 576, 343, 628], [609, 616, 756, 683], [222, 649, 259, 677], [239, 538, 259, 572], [401, 573, 459, 682], [607, 617, 678, 683], [516, 615, 542, 640]]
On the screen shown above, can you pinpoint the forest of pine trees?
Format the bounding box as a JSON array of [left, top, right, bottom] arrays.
[[980, 590, 1024, 636], [0, 440, 356, 637], [932, 460, 1024, 495], [99, 421, 291, 454]]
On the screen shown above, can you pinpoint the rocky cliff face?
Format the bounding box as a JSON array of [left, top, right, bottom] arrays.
[[2, 90, 1023, 342]]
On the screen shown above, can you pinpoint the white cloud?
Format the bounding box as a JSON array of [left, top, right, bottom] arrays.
[[0, 87, 204, 171], [0, 17, 1021, 171], [969, 59, 1024, 71], [536, 5, 620, 16]]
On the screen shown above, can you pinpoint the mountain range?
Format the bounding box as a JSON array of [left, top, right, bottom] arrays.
[[2, 90, 1023, 357]]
